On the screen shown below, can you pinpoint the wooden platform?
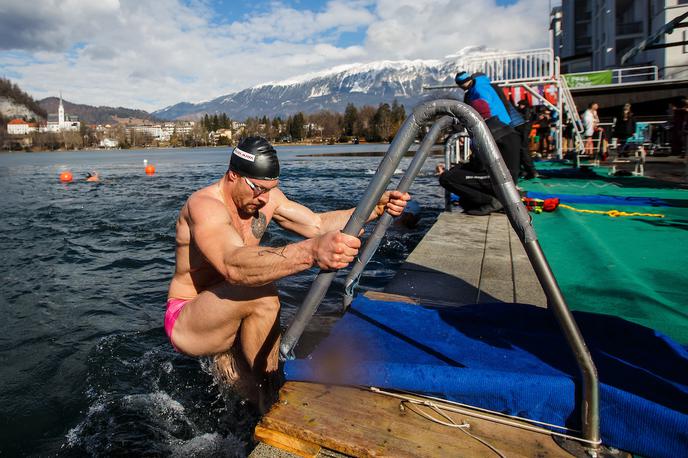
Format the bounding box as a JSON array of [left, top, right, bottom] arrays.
[[251, 212, 559, 457], [253, 381, 573, 457]]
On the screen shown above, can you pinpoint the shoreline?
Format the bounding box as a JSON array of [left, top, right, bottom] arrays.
[[0, 141, 390, 154]]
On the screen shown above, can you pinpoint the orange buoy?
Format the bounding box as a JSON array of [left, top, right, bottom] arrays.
[[59, 171, 73, 182], [145, 164, 155, 176]]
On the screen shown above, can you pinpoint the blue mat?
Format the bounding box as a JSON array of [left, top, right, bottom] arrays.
[[285, 296, 688, 458]]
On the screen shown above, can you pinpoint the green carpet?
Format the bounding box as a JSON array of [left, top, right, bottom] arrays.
[[520, 164, 688, 344]]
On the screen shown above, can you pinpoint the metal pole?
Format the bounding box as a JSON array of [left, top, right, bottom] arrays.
[[279, 98, 599, 448], [524, 242, 599, 444], [557, 83, 564, 159], [343, 116, 457, 310], [444, 131, 464, 212], [444, 132, 453, 212]]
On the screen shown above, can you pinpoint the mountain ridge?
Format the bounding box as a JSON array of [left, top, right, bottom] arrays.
[[153, 47, 486, 120]]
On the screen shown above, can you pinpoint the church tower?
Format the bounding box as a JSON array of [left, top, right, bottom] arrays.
[[58, 91, 65, 126]]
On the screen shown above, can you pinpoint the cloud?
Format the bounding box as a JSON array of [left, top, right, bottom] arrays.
[[365, 0, 550, 59], [0, 0, 550, 111]]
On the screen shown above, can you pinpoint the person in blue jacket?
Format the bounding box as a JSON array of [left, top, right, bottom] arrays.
[[438, 71, 522, 216]]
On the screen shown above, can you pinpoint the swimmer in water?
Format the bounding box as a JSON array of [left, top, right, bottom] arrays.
[[86, 171, 99, 182], [165, 136, 410, 408], [395, 199, 421, 229]]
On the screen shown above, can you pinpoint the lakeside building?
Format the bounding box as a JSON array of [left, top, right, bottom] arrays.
[[553, 0, 688, 78], [126, 121, 195, 142], [46, 94, 80, 132], [99, 138, 119, 148], [7, 119, 38, 135]]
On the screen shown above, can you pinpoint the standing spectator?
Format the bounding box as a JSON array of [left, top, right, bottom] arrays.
[[613, 103, 636, 157], [549, 109, 560, 154], [582, 102, 600, 156], [438, 71, 521, 216], [516, 99, 538, 179], [562, 114, 575, 154], [671, 97, 687, 156], [536, 109, 552, 157]]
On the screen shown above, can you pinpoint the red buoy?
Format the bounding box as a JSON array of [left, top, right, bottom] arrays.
[[59, 171, 73, 182], [145, 165, 155, 176]]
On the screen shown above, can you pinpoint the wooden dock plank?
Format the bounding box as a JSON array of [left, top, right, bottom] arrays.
[[254, 425, 321, 457], [385, 212, 546, 307], [478, 213, 515, 303], [510, 226, 548, 307], [384, 212, 488, 304], [257, 382, 572, 458]]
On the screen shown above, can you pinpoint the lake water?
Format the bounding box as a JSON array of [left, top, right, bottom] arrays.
[[0, 145, 445, 456]]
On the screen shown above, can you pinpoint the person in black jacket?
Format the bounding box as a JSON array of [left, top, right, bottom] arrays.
[[613, 103, 636, 156], [438, 72, 521, 216], [516, 99, 538, 179]]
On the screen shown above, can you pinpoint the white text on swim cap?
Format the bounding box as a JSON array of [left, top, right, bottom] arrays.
[[233, 147, 255, 162]]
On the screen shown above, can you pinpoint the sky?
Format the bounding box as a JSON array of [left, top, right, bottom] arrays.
[[0, 0, 552, 112]]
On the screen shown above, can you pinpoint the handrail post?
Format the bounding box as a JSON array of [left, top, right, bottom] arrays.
[[343, 116, 457, 309], [444, 131, 465, 212]]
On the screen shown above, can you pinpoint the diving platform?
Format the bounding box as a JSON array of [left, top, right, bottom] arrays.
[[251, 212, 557, 457]]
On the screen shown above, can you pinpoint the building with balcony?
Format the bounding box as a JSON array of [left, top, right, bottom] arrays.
[[554, 0, 688, 78]]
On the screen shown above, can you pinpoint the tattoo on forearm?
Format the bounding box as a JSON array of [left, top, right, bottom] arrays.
[[258, 246, 287, 258], [252, 212, 267, 239]]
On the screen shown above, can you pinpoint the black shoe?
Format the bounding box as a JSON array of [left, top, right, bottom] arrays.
[[465, 198, 503, 216]]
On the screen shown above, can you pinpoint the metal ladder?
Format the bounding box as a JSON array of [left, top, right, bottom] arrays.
[[279, 99, 601, 453]]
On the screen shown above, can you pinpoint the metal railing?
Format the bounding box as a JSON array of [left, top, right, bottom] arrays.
[[279, 99, 601, 452], [613, 65, 658, 83], [564, 66, 659, 86], [443, 131, 470, 211], [463, 48, 557, 83]]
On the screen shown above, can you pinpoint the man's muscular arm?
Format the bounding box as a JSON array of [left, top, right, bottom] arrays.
[[271, 188, 411, 238], [188, 194, 359, 286]]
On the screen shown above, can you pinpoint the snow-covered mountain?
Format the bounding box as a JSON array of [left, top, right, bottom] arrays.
[[153, 47, 489, 120]]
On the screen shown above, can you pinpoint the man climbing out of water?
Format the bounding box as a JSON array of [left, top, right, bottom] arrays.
[[166, 136, 409, 404]]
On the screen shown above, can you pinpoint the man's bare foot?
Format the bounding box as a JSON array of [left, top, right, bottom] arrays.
[[212, 347, 260, 405], [212, 347, 283, 414]]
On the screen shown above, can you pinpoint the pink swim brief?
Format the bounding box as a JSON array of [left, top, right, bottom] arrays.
[[165, 297, 190, 351]]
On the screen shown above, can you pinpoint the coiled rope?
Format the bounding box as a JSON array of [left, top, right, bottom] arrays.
[[558, 204, 664, 218]]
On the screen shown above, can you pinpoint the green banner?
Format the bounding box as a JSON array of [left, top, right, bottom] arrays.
[[564, 70, 613, 88]]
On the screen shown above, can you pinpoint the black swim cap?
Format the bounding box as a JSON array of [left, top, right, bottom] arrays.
[[229, 136, 280, 180]]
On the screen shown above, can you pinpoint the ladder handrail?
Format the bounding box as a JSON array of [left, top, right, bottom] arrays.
[[279, 99, 600, 450], [342, 115, 458, 310]]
